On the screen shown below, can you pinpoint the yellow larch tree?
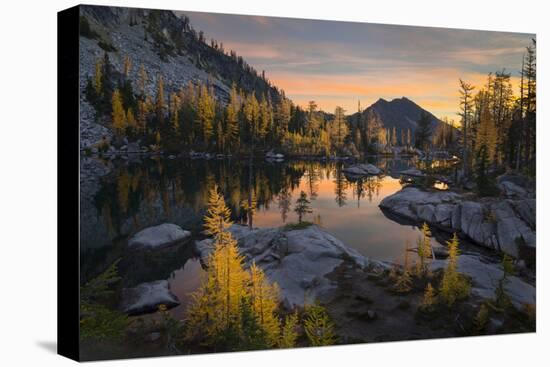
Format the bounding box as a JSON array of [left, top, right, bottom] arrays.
[[304, 303, 336, 346], [123, 55, 132, 77], [226, 83, 240, 149], [244, 92, 260, 142], [111, 88, 127, 135], [248, 262, 280, 346], [198, 84, 216, 143], [279, 312, 299, 348], [208, 235, 249, 332], [475, 104, 497, 163], [258, 95, 271, 141], [137, 99, 150, 133], [94, 58, 103, 95], [203, 184, 233, 238], [155, 74, 165, 123], [186, 185, 287, 350], [439, 233, 470, 306], [138, 63, 147, 95], [416, 222, 432, 276], [185, 186, 248, 344], [420, 282, 436, 311], [169, 92, 180, 131]]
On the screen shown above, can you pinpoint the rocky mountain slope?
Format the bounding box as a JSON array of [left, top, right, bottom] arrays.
[[78, 5, 451, 151], [78, 5, 282, 149]]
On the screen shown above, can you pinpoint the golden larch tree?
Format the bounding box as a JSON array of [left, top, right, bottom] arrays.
[[94, 58, 103, 95], [226, 83, 241, 149], [138, 63, 147, 95], [248, 262, 281, 346], [439, 233, 470, 306], [123, 55, 132, 77], [155, 74, 165, 123], [111, 88, 127, 135], [279, 312, 299, 348], [416, 222, 432, 276], [304, 303, 336, 346], [476, 104, 497, 163], [186, 186, 248, 343], [197, 84, 216, 143]]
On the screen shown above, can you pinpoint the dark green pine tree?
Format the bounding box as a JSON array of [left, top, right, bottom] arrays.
[[475, 145, 498, 196], [294, 191, 312, 223]]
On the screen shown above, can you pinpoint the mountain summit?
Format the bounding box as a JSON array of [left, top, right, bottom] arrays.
[[353, 97, 443, 134]]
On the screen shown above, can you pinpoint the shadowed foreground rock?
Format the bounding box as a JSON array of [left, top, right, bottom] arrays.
[[120, 280, 180, 315]]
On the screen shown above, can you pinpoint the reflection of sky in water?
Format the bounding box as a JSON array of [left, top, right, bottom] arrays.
[[85, 158, 453, 317], [254, 175, 423, 263], [168, 174, 431, 318], [168, 258, 204, 320]]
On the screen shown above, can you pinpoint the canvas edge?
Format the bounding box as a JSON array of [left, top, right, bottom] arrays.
[[57, 4, 81, 362]]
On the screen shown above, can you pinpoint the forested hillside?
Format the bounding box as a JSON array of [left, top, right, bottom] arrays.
[[79, 5, 524, 165]]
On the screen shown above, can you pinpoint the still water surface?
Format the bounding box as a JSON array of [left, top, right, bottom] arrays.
[[81, 157, 447, 318]]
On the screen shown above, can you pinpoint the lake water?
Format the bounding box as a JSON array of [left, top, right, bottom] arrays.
[[80, 156, 452, 319]]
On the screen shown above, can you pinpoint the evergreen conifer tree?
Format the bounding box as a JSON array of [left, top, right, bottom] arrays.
[[440, 233, 470, 306], [294, 191, 312, 223], [304, 303, 336, 346]]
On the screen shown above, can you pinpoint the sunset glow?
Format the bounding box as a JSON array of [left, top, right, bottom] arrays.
[[183, 11, 532, 118]]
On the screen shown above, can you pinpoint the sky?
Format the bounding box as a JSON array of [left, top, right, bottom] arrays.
[[179, 10, 534, 120]]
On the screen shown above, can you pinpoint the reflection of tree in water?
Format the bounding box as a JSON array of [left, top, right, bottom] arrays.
[[93, 159, 308, 235], [350, 175, 382, 207], [305, 163, 321, 200], [93, 159, 411, 241], [351, 178, 364, 208], [313, 214, 323, 227], [333, 165, 347, 207], [277, 188, 292, 223], [365, 176, 382, 202]]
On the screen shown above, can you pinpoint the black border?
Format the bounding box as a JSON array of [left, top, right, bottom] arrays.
[[57, 4, 80, 362]]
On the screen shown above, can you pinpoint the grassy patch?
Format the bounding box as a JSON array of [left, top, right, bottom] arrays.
[[283, 221, 313, 231]]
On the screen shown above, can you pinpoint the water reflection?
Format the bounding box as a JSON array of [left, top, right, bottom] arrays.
[[87, 158, 441, 260], [78, 156, 490, 320]]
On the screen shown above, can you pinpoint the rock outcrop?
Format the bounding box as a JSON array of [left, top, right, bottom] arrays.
[[379, 187, 536, 258], [128, 223, 191, 249], [400, 168, 425, 178], [343, 163, 382, 176], [120, 280, 180, 315], [195, 224, 384, 308], [431, 254, 535, 308]]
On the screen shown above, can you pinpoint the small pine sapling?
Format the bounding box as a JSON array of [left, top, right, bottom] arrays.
[[439, 233, 470, 306], [294, 191, 313, 223], [472, 304, 489, 334], [419, 282, 436, 313]]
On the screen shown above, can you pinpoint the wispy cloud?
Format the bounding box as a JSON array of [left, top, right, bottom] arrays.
[[183, 10, 534, 118]]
